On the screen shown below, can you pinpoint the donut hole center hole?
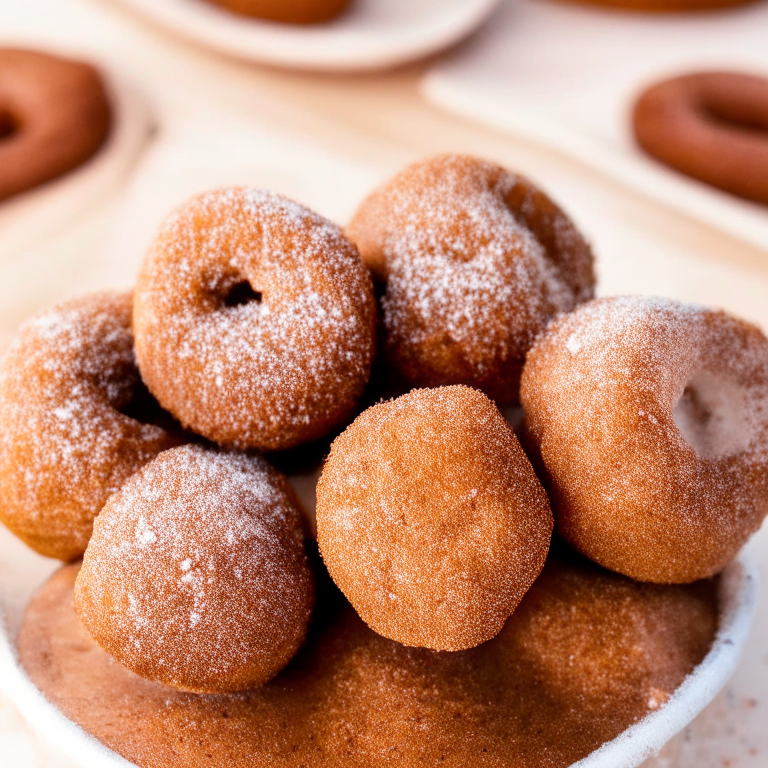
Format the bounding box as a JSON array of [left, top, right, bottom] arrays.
[[0, 110, 18, 140], [701, 101, 768, 136], [223, 280, 262, 307], [673, 371, 753, 458]]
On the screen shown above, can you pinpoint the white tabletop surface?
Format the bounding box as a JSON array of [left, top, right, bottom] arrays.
[[1, 0, 768, 766]]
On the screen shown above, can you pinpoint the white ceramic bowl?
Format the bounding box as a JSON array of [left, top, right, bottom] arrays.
[[0, 522, 757, 768], [106, 0, 502, 72]]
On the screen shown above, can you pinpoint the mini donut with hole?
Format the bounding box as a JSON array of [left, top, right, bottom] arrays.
[[0, 292, 181, 561], [347, 155, 596, 405], [521, 296, 768, 584], [633, 72, 768, 206], [133, 188, 377, 452], [0, 48, 111, 203]]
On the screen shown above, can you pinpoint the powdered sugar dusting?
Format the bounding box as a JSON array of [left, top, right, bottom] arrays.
[[0, 291, 175, 560], [521, 295, 768, 583], [75, 444, 315, 693], [347, 155, 595, 402], [134, 188, 376, 451]]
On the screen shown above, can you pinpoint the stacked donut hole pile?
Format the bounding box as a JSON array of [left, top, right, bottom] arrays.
[[2, 154, 768, 765]]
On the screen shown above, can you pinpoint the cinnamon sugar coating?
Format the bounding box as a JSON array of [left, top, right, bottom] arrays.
[[20, 551, 717, 768], [75, 445, 315, 694], [347, 155, 595, 404], [316, 385, 553, 651], [0, 291, 178, 561], [521, 296, 768, 583], [134, 188, 377, 452]]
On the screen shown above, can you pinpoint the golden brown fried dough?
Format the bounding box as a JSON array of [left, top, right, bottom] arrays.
[[75, 444, 315, 694], [521, 296, 768, 583], [347, 154, 595, 404], [134, 188, 377, 451], [203, 0, 352, 24], [634, 72, 768, 205], [20, 551, 717, 768], [316, 385, 553, 651], [0, 291, 178, 560], [0, 48, 111, 202]]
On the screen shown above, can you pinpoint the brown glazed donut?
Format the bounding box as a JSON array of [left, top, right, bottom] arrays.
[[75, 444, 315, 694], [0, 48, 111, 202], [20, 551, 717, 768], [347, 155, 595, 405], [134, 188, 377, 452], [633, 72, 768, 205], [521, 296, 768, 584], [202, 0, 352, 23], [316, 385, 553, 651], [0, 292, 179, 561]]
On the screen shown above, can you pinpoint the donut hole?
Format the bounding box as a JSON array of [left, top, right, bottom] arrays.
[[0, 109, 19, 141], [223, 280, 262, 307], [673, 370, 753, 458]]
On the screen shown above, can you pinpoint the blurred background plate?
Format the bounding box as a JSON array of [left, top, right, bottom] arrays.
[[422, 0, 768, 252], [105, 0, 502, 72]]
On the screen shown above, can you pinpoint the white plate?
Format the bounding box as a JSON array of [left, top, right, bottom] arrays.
[[0, 58, 153, 258], [422, 0, 768, 253], [0, 522, 757, 768], [105, 0, 502, 72]]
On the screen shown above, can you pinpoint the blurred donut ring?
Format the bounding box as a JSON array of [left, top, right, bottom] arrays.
[[0, 48, 111, 202], [202, 0, 352, 23], [633, 72, 768, 205]]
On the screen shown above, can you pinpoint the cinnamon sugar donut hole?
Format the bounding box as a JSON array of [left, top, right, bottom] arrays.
[[316, 385, 553, 651], [633, 72, 768, 206], [521, 296, 768, 584], [75, 444, 315, 694], [0, 48, 111, 202], [347, 155, 595, 405], [0, 292, 178, 561], [203, 0, 352, 23], [134, 188, 377, 452]]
